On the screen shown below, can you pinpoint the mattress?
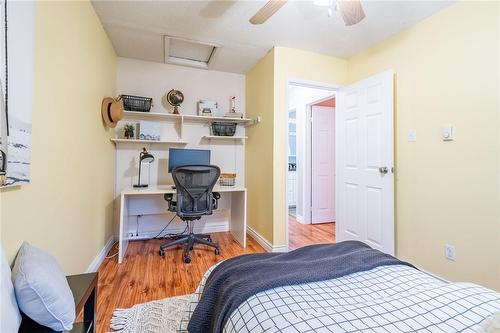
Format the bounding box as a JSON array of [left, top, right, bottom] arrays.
[[180, 264, 500, 332]]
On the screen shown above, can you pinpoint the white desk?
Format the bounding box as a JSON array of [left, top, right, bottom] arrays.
[[118, 185, 247, 263]]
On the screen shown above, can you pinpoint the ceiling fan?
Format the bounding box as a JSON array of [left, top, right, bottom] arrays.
[[249, 0, 366, 26]]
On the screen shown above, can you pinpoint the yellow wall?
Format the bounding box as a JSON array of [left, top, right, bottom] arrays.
[[246, 47, 348, 245], [245, 50, 275, 242], [246, 2, 499, 290], [0, 1, 117, 274], [348, 1, 499, 290]]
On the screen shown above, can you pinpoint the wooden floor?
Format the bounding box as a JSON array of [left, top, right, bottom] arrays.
[[94, 221, 335, 333], [288, 215, 336, 250], [95, 233, 264, 333]]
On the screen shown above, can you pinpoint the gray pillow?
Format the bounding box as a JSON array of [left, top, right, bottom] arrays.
[[1, 245, 21, 333], [12, 242, 75, 331]]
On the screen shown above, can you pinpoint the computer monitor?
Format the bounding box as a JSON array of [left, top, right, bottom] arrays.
[[168, 148, 211, 172]]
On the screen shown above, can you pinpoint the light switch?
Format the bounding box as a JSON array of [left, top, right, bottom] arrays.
[[408, 129, 417, 142], [442, 126, 453, 141]]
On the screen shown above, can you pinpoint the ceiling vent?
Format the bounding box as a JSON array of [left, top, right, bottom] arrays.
[[164, 36, 219, 70]]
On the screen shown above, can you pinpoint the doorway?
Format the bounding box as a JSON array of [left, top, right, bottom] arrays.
[[286, 70, 395, 255], [287, 82, 337, 250]]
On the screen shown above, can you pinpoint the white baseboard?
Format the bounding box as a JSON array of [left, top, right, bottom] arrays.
[[246, 226, 288, 253], [272, 245, 288, 252], [246, 226, 272, 252], [86, 236, 116, 273], [127, 222, 229, 241], [295, 214, 306, 224]]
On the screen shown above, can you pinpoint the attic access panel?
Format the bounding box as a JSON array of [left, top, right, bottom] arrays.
[[164, 36, 218, 69]]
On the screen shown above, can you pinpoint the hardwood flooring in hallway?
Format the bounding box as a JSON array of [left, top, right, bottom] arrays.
[[288, 215, 336, 250]]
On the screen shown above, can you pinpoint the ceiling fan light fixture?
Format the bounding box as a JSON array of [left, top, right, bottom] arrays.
[[316, 0, 366, 26], [249, 0, 365, 27], [338, 0, 366, 26]]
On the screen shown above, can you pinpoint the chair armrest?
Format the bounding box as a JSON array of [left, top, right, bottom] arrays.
[[164, 193, 177, 212], [212, 192, 221, 210]]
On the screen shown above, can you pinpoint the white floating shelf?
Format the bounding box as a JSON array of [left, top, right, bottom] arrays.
[[202, 135, 248, 140], [122, 111, 254, 125], [182, 115, 250, 124], [110, 138, 188, 145], [121, 111, 181, 121]]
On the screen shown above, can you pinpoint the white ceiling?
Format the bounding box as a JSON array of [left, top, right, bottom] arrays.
[[92, 1, 453, 74]]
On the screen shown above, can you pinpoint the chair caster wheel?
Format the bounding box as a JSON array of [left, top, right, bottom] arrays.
[[184, 256, 191, 263], [214, 248, 221, 255], [159, 250, 165, 257]]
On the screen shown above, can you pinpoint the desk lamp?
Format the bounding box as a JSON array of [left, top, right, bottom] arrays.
[[134, 147, 155, 188]]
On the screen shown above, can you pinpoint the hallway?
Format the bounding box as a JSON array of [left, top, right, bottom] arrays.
[[288, 215, 336, 251]]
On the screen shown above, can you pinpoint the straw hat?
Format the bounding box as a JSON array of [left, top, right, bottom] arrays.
[[101, 97, 124, 128]]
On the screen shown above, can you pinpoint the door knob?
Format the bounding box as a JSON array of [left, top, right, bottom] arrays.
[[378, 166, 389, 174]]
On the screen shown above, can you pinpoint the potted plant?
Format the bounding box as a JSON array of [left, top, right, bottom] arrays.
[[124, 124, 135, 139]]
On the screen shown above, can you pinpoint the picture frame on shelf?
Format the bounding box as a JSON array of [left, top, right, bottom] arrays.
[[198, 100, 217, 117], [139, 121, 161, 141]]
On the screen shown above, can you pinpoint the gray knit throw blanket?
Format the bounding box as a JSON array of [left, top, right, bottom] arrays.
[[110, 294, 191, 333]]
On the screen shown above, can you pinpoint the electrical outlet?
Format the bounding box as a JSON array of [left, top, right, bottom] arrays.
[[408, 129, 417, 142], [445, 244, 456, 261]]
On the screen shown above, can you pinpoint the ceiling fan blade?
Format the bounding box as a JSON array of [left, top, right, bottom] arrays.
[[338, 0, 366, 26], [249, 0, 287, 25]]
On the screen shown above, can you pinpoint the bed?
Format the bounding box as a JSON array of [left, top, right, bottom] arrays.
[[179, 242, 500, 333]]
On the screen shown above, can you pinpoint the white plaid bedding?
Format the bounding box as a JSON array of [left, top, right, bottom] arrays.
[[180, 264, 500, 332]]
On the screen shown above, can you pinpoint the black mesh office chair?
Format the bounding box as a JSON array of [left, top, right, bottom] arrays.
[[159, 164, 221, 263]]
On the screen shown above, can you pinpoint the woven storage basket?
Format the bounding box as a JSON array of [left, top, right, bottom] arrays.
[[121, 95, 153, 112], [219, 173, 236, 186]]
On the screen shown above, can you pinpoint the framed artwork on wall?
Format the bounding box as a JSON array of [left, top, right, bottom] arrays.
[[0, 0, 36, 187]]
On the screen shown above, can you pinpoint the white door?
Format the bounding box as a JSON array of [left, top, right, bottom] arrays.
[[312, 106, 335, 224], [336, 70, 394, 254]]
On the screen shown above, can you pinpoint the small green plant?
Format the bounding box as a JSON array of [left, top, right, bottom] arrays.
[[124, 124, 135, 139]]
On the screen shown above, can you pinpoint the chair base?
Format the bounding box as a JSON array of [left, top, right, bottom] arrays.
[[159, 230, 221, 263]]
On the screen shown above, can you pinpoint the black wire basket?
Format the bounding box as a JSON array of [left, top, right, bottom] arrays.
[[211, 122, 237, 136], [121, 95, 153, 112]]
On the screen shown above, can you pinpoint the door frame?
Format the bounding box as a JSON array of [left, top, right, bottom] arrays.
[[285, 79, 339, 251]]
